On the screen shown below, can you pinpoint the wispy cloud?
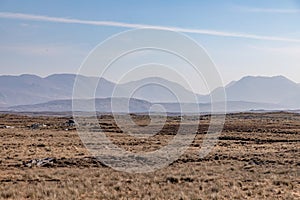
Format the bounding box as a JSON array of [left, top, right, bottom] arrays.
[[248, 44, 300, 56], [0, 43, 88, 56], [249, 8, 300, 13], [0, 12, 300, 43], [238, 6, 300, 14]]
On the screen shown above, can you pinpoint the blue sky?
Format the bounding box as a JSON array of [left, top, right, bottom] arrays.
[[0, 0, 300, 93]]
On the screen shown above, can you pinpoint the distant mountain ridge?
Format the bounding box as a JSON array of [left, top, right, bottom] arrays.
[[6, 98, 152, 113], [0, 74, 300, 111], [222, 75, 300, 105], [4, 98, 284, 113], [0, 74, 202, 106]]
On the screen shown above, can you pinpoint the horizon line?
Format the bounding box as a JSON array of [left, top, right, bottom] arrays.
[[0, 73, 297, 84]]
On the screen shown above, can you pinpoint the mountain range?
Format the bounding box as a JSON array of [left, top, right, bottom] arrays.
[[0, 74, 299, 112]]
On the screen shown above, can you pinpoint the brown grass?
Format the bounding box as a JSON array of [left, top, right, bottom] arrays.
[[0, 112, 299, 199]]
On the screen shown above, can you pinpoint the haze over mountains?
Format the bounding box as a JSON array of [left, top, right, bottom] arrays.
[[0, 74, 299, 112]]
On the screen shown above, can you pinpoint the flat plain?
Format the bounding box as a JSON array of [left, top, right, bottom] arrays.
[[0, 112, 299, 199]]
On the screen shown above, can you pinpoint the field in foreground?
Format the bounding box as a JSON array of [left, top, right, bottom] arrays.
[[0, 112, 299, 199]]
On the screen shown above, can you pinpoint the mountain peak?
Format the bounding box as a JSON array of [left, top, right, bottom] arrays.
[[45, 73, 77, 79], [240, 75, 289, 81], [225, 74, 299, 106], [19, 74, 42, 79], [0, 74, 299, 109]]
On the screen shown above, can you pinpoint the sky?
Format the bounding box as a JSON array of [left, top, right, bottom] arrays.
[[0, 0, 300, 93]]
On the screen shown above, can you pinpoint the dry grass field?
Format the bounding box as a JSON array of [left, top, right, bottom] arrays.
[[0, 112, 299, 199]]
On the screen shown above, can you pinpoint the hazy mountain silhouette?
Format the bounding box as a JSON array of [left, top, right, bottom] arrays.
[[222, 75, 300, 106], [118, 77, 205, 103], [7, 98, 152, 113], [0, 74, 116, 106], [5, 99, 283, 113], [0, 74, 299, 112], [0, 74, 201, 106]]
